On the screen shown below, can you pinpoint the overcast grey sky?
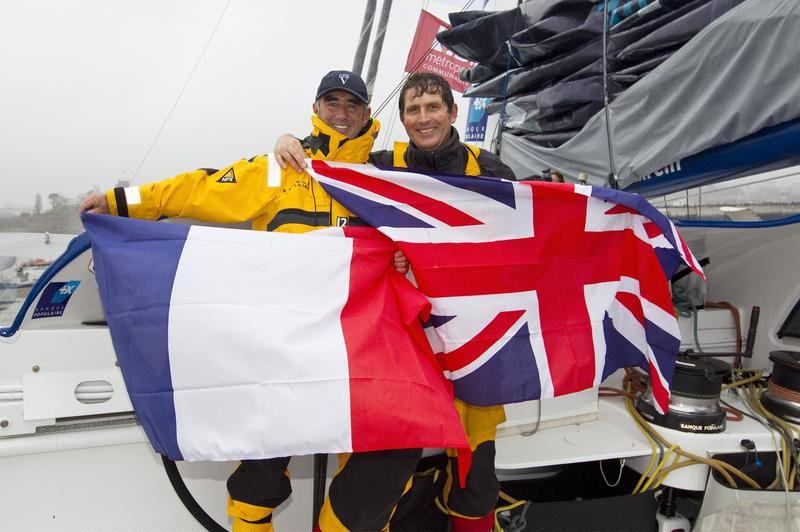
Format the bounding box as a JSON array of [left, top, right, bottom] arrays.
[[1, 0, 508, 208]]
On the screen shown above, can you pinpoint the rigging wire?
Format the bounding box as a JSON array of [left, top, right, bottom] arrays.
[[495, 8, 523, 157], [378, 0, 432, 147], [372, 0, 477, 119], [380, 100, 401, 150], [601, 0, 619, 188], [129, 0, 232, 185]]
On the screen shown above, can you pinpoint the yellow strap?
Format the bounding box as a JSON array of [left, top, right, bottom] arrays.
[[228, 498, 275, 532], [393, 141, 409, 168], [462, 143, 481, 176]]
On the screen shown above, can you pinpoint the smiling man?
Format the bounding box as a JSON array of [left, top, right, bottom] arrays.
[[276, 73, 515, 180], [80, 70, 423, 532], [370, 72, 515, 180], [371, 72, 514, 532], [313, 72, 371, 140], [274, 72, 515, 532]]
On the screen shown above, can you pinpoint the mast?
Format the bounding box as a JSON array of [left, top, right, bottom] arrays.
[[365, 0, 393, 99], [352, 0, 377, 75]]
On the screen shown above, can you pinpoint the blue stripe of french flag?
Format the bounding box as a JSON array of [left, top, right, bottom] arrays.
[[83, 214, 470, 469]]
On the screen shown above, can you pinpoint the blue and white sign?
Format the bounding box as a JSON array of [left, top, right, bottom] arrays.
[[32, 280, 80, 319], [465, 98, 490, 143]]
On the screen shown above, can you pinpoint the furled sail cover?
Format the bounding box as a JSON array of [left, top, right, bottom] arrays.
[[448, 0, 745, 144], [440, 0, 800, 195]]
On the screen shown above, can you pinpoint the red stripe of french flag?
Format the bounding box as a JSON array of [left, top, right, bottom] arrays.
[[341, 227, 471, 485]]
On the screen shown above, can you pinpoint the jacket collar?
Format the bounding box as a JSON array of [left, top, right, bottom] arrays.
[[405, 127, 466, 173], [303, 114, 380, 163]]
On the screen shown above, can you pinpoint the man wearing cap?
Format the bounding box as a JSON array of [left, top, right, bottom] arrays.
[[80, 70, 422, 532], [273, 72, 514, 532]]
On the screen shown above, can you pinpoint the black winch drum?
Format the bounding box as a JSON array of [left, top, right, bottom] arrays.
[[761, 350, 800, 424], [636, 355, 730, 433]]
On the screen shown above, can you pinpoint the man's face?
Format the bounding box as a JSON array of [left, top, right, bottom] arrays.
[[400, 90, 457, 151], [313, 90, 371, 139]]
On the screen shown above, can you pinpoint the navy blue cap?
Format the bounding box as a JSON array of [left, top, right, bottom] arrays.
[[315, 70, 369, 104]]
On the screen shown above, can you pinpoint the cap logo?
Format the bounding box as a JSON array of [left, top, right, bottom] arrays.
[[338, 73, 350, 85]]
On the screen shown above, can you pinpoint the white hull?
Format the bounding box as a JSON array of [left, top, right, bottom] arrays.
[[0, 430, 321, 531], [3, 206, 800, 530]]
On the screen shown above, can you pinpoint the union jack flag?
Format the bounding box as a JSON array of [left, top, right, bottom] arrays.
[[308, 161, 704, 414]]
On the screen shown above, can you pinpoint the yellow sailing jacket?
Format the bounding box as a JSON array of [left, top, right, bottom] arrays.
[[106, 114, 380, 233]]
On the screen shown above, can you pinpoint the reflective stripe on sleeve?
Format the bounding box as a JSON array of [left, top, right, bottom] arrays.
[[124, 186, 142, 206], [267, 154, 281, 188]]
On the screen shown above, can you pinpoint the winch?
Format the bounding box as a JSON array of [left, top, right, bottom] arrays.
[[636, 306, 761, 433], [761, 350, 800, 425], [636, 355, 730, 433]]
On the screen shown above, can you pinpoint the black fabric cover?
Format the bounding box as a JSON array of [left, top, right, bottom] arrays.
[[436, 7, 525, 63], [617, 0, 743, 62], [607, 0, 711, 55], [510, 4, 603, 65], [464, 38, 602, 98], [440, 0, 750, 149], [448, 10, 492, 27], [518, 129, 579, 148], [437, 0, 586, 65], [509, 101, 604, 133], [611, 0, 703, 32], [613, 51, 674, 76], [459, 63, 499, 83], [518, 75, 631, 115]]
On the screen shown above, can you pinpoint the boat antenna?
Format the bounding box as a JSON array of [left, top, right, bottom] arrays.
[[353, 0, 377, 75], [602, 0, 620, 189], [129, 0, 232, 185]]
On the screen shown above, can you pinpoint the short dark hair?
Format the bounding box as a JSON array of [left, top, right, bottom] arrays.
[[398, 73, 455, 114]]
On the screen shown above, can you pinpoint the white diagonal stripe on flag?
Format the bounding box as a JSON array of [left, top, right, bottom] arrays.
[[427, 289, 554, 397], [584, 281, 619, 386]]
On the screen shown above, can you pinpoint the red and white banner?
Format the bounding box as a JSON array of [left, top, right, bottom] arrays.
[[404, 10, 474, 94]]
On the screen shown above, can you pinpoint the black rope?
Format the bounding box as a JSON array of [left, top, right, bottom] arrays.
[[161, 456, 228, 532]]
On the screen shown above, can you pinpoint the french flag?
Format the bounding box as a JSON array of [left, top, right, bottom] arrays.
[[83, 214, 469, 464]]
